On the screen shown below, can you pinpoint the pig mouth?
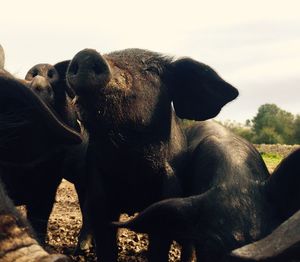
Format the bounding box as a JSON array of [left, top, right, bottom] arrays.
[[94, 82, 136, 102]]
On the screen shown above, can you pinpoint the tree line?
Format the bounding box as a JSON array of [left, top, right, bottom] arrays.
[[219, 104, 300, 145]]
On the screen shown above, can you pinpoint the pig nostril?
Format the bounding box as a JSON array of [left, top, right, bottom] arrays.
[[31, 71, 38, 78], [93, 64, 102, 75], [47, 69, 55, 79]]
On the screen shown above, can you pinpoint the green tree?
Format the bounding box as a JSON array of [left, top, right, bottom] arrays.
[[252, 104, 295, 144], [294, 115, 300, 144], [254, 127, 284, 144], [218, 120, 255, 143]]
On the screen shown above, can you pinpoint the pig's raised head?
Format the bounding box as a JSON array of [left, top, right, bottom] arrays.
[[67, 48, 238, 129]]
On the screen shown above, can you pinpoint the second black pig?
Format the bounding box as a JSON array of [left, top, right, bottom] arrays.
[[24, 62, 91, 251], [0, 58, 85, 244]]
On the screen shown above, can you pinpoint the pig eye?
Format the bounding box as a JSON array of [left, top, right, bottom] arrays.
[[93, 64, 102, 75]]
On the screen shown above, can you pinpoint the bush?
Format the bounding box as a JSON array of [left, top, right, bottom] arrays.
[[253, 127, 284, 144]]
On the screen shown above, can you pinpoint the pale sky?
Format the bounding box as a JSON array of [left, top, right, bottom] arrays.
[[1, 0, 299, 122]]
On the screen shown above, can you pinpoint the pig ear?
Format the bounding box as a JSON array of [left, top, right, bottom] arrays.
[[169, 58, 238, 121], [54, 60, 76, 99]]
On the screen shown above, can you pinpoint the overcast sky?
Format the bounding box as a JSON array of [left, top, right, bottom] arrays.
[[1, 0, 299, 123]]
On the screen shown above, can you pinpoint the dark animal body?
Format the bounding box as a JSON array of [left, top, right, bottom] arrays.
[[230, 207, 300, 262], [0, 45, 72, 261], [229, 147, 300, 262], [66, 48, 238, 261], [266, 147, 300, 224], [0, 54, 83, 244], [24, 62, 91, 251], [114, 106, 300, 260], [114, 121, 278, 261], [24, 62, 87, 186]]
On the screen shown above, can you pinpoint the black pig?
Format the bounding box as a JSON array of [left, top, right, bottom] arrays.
[[25, 62, 77, 120], [229, 147, 300, 262], [230, 208, 300, 262], [66, 48, 238, 261], [113, 121, 276, 261], [114, 134, 300, 261], [0, 54, 82, 243], [0, 52, 72, 260], [266, 147, 300, 224], [24, 62, 91, 251], [0, 45, 79, 261]]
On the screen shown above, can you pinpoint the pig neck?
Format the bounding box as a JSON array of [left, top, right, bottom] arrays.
[[78, 96, 188, 171], [107, 111, 185, 156]]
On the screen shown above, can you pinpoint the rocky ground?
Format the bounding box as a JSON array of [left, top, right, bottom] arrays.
[[255, 144, 299, 158], [43, 144, 298, 261], [46, 180, 182, 262]]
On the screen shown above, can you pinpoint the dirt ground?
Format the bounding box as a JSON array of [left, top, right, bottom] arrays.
[[46, 180, 182, 262], [44, 144, 299, 261]]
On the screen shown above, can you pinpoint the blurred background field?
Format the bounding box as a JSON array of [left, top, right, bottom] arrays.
[[256, 144, 299, 172]]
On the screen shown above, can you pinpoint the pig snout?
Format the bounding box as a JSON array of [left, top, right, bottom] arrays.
[[67, 49, 111, 95]]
